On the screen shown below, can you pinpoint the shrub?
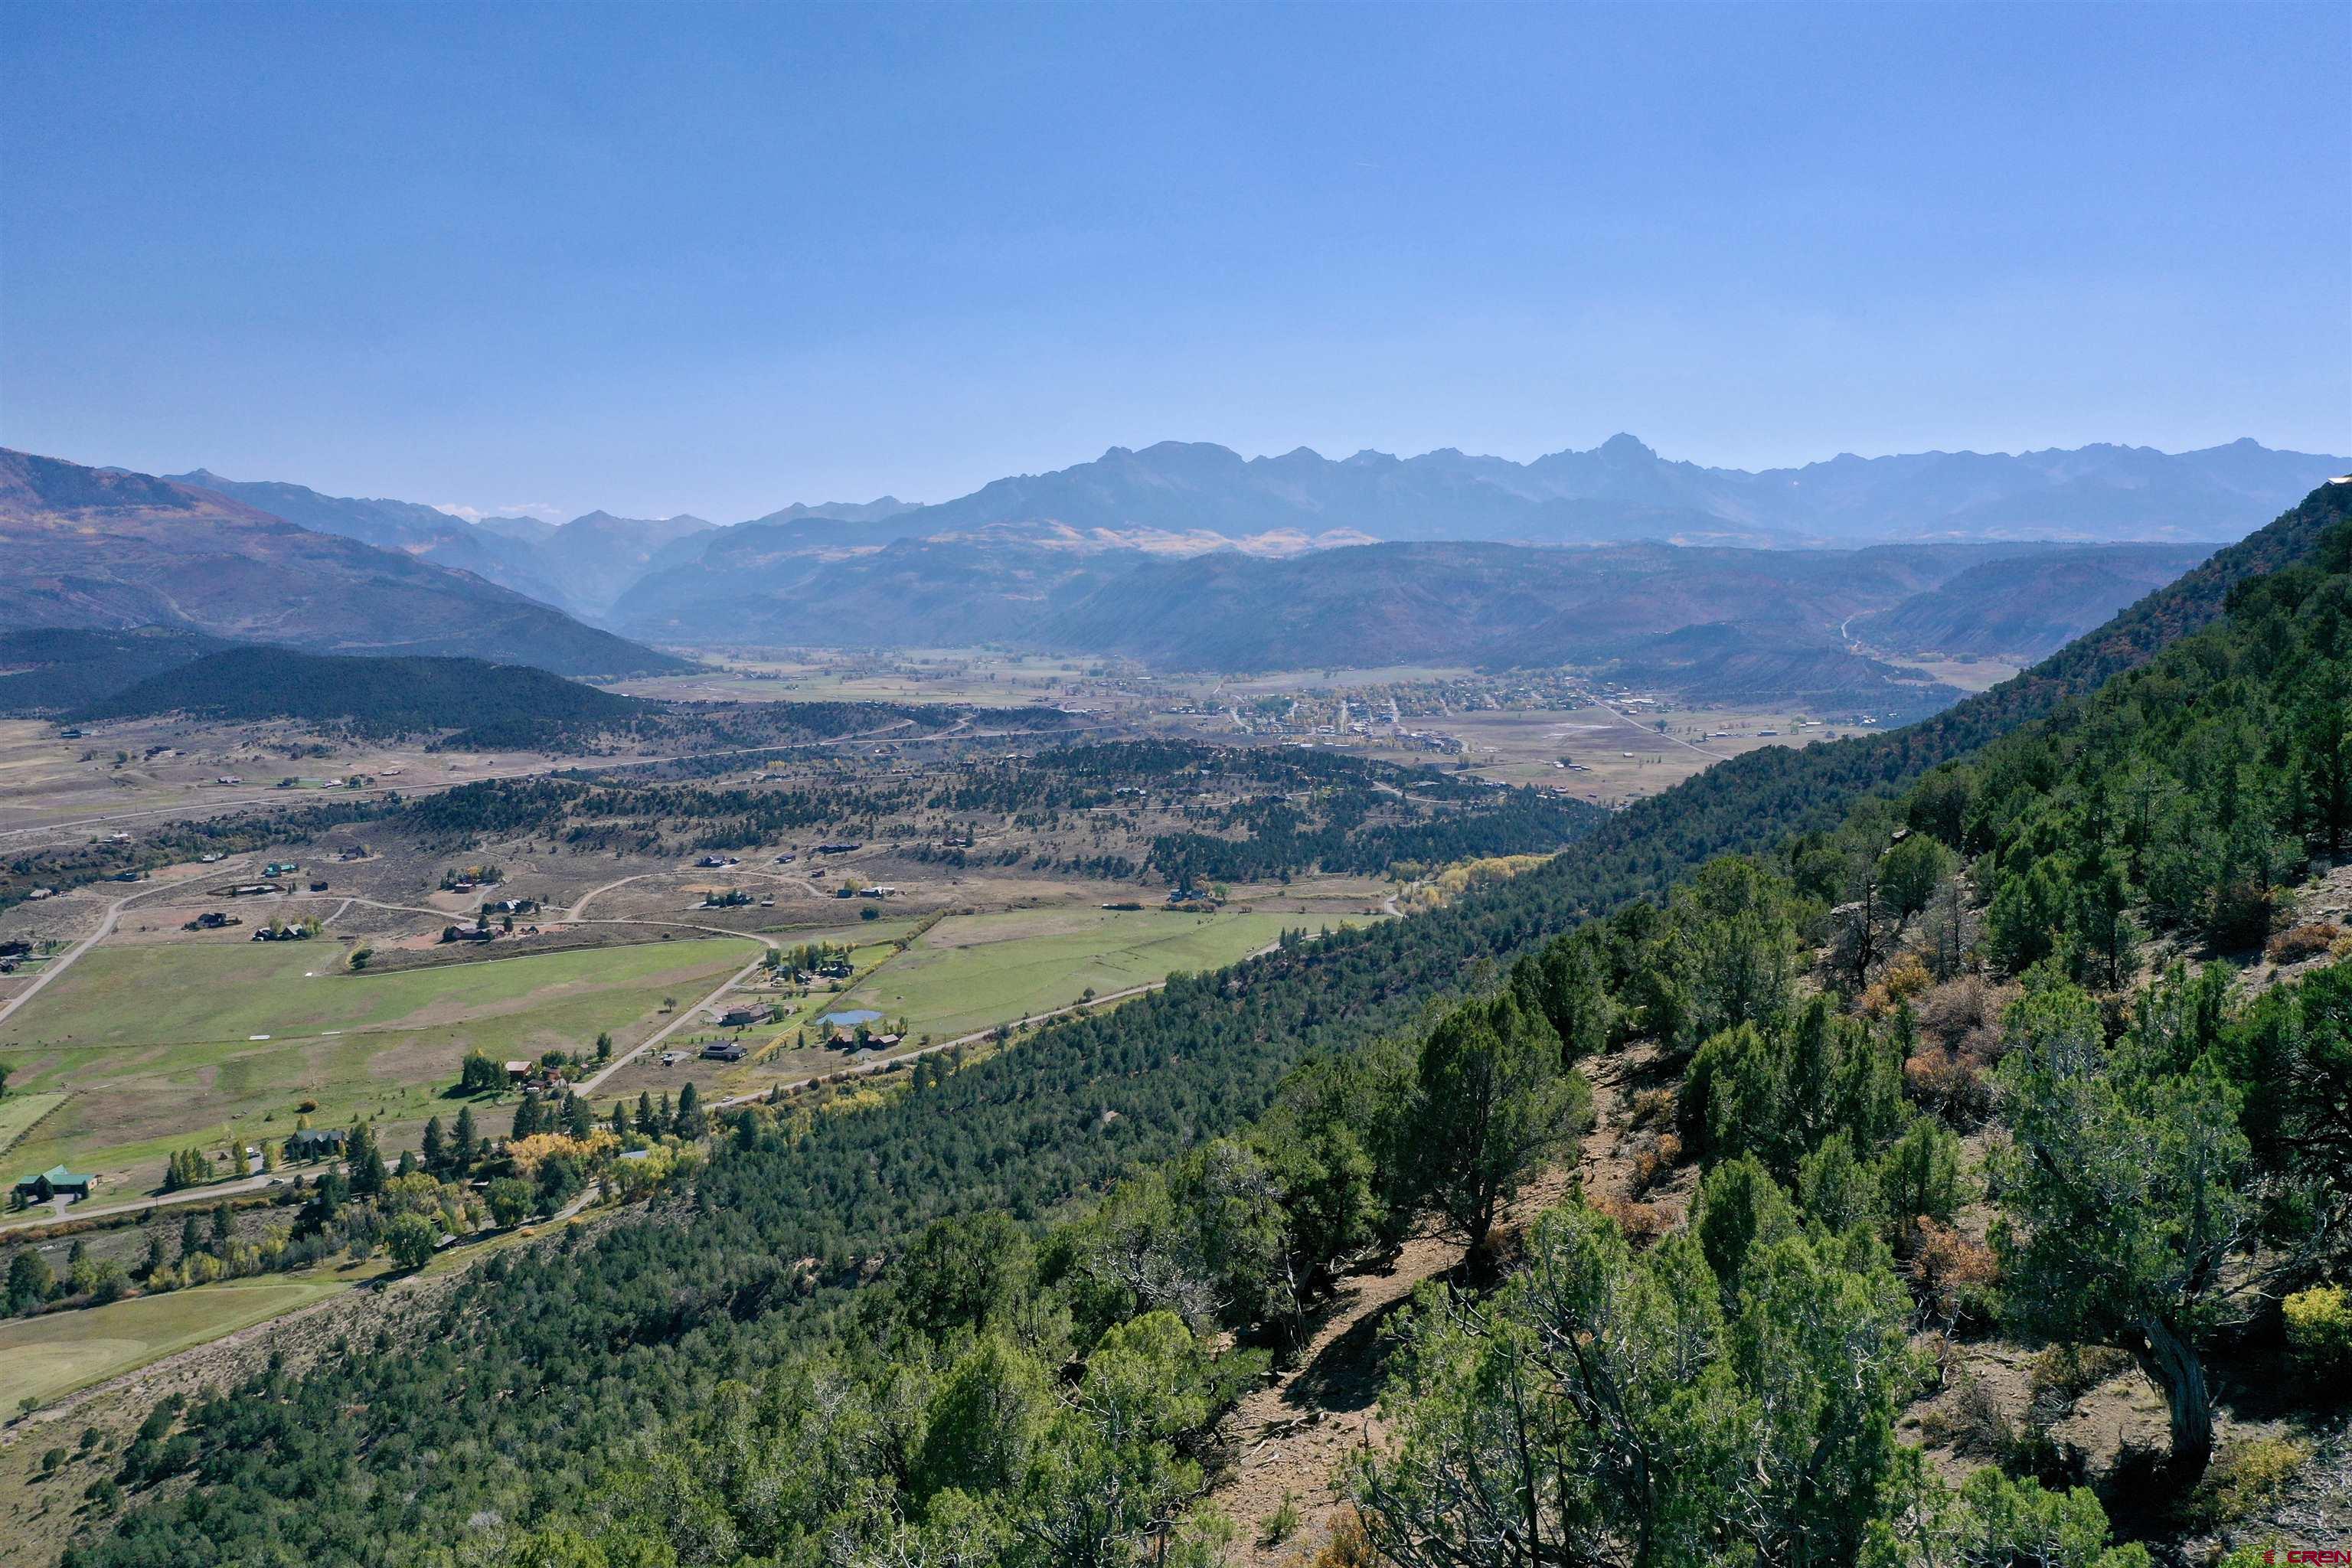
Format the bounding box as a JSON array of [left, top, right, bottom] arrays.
[[1917, 1368, 2013, 1460], [2283, 1285, 2352, 1380], [1260, 1490, 1302, 1547], [2265, 923, 2342, 965], [2179, 1436, 2310, 1528], [1625, 1086, 1676, 1131], [1588, 1194, 1671, 1243], [1628, 1133, 1681, 1197], [1906, 1217, 1998, 1322], [2029, 1343, 2135, 1410], [1307, 1511, 1378, 1568]]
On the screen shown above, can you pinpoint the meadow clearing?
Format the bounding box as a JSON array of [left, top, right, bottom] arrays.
[[0, 935, 760, 1194], [825, 906, 1305, 1044], [0, 1093, 68, 1155], [0, 1272, 355, 1413]]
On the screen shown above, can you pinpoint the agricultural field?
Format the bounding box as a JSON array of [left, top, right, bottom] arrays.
[[0, 714, 655, 851], [611, 648, 1126, 708], [0, 1272, 359, 1414], [0, 1092, 67, 1155], [1423, 701, 1832, 805], [0, 935, 760, 1194], [599, 905, 1322, 1107], [829, 906, 1306, 1043]]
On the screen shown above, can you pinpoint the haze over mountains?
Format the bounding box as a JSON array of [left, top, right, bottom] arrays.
[[6, 436, 2341, 707], [0, 450, 686, 678], [802, 431, 2344, 550]]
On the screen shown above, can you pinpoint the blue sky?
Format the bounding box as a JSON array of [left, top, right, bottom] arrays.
[[2, 2, 2345, 521]]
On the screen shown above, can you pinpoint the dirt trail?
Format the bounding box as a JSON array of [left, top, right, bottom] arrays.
[[1214, 1043, 1668, 1560]]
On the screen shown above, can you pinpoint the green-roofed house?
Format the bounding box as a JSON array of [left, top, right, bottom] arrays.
[[12, 1165, 94, 1206]]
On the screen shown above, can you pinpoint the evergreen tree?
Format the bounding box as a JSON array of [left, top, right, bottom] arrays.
[[178, 1211, 203, 1263], [420, 1116, 446, 1176], [562, 1092, 593, 1141], [451, 1106, 477, 1174], [348, 1122, 387, 1197], [6, 1249, 50, 1315], [635, 1091, 658, 1137], [209, 1206, 232, 1252], [1994, 978, 2253, 1482], [675, 1083, 704, 1140], [511, 1095, 544, 1140], [1407, 991, 1586, 1269], [609, 1101, 630, 1139]]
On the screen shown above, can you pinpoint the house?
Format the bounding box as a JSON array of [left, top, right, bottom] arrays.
[[286, 1128, 347, 1160], [701, 1040, 749, 1063], [718, 1007, 761, 1028], [504, 1060, 532, 1083], [13, 1165, 95, 1204]]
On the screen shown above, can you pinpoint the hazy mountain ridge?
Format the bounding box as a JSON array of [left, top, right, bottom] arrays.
[[1849, 542, 2216, 658], [807, 432, 2342, 552], [169, 470, 719, 618], [0, 451, 691, 678], [615, 531, 2213, 714], [166, 469, 578, 609], [184, 436, 2340, 618]]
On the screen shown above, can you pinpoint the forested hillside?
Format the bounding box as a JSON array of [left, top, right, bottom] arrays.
[[74, 647, 648, 750], [0, 450, 691, 678], [60, 483, 2350, 1568], [0, 627, 235, 715]]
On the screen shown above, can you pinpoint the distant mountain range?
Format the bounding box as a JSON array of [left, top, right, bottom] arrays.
[[24, 435, 2341, 707], [758, 432, 2344, 552], [609, 529, 2217, 713], [0, 451, 689, 678], [174, 435, 2346, 622]]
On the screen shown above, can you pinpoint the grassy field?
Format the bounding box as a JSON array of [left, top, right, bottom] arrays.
[[614, 649, 1103, 708], [0, 1093, 67, 1155], [827, 907, 1302, 1044], [0, 936, 759, 1192], [0, 1272, 359, 1413]]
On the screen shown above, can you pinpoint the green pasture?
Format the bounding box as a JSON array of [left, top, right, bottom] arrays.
[[0, 936, 758, 1192], [0, 1272, 358, 1413], [0, 1092, 67, 1154], [828, 908, 1297, 1044]]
